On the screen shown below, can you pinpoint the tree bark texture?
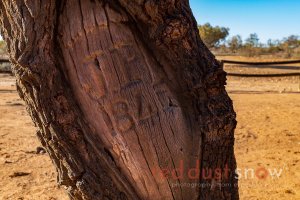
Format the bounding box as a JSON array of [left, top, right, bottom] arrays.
[[0, 0, 238, 199]]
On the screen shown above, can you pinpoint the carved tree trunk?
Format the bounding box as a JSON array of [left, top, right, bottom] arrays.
[[0, 0, 238, 199]]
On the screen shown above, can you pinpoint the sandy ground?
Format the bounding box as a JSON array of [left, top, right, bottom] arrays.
[[0, 58, 300, 200], [232, 93, 300, 200], [0, 74, 68, 200]]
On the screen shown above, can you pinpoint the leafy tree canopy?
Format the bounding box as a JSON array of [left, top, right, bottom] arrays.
[[198, 23, 229, 48]]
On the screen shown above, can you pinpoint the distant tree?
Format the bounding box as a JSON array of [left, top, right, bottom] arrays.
[[266, 39, 282, 54], [198, 23, 229, 48], [227, 35, 243, 53], [0, 40, 6, 54], [245, 33, 259, 47], [280, 35, 300, 58], [282, 35, 300, 49], [267, 39, 281, 47]]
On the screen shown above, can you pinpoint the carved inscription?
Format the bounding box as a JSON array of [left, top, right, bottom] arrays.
[[81, 58, 108, 100], [136, 94, 154, 121], [61, 9, 180, 137], [107, 81, 179, 135], [111, 101, 135, 133]]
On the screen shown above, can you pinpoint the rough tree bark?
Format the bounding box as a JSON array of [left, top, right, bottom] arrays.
[[0, 0, 238, 199]]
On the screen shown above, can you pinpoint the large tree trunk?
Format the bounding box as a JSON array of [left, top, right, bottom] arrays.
[[0, 0, 238, 199]]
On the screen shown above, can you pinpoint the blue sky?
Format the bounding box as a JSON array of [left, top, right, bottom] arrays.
[[190, 0, 300, 43], [0, 1, 298, 43]]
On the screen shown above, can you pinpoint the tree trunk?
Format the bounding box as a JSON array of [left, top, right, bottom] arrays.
[[0, 0, 238, 199]]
